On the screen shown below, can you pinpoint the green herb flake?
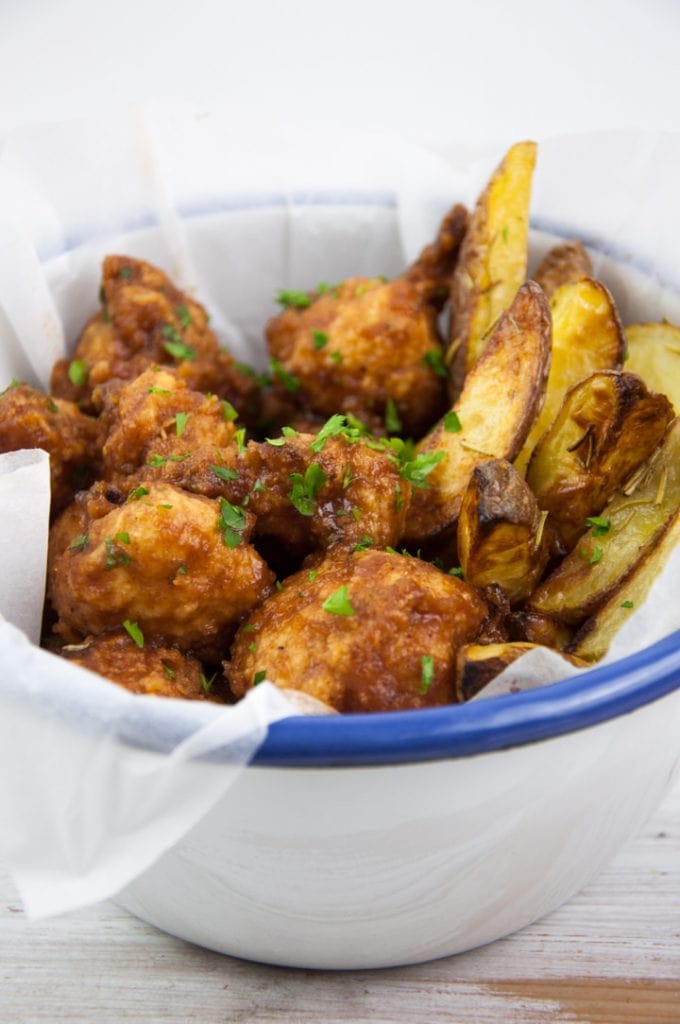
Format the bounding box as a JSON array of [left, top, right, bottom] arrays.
[[242, 623, 256, 633], [270, 358, 301, 393], [47, 398, 59, 414], [128, 486, 150, 502], [221, 399, 238, 422], [276, 289, 312, 309], [288, 462, 328, 516], [162, 327, 197, 361], [122, 619, 144, 648], [394, 483, 405, 511], [175, 305, 192, 329], [580, 545, 604, 564], [253, 669, 267, 685], [330, 350, 343, 365], [449, 566, 464, 578], [146, 453, 167, 467], [248, 641, 257, 654], [162, 663, 176, 681], [275, 580, 285, 592], [159, 503, 173, 510], [353, 535, 373, 552], [265, 436, 287, 447], [351, 507, 361, 521], [322, 585, 356, 617], [68, 360, 88, 387], [68, 533, 88, 552], [419, 654, 435, 694], [211, 464, 239, 482], [310, 413, 348, 453], [312, 329, 329, 350], [281, 426, 299, 437], [586, 516, 611, 537], [104, 538, 131, 570], [116, 532, 130, 544], [384, 397, 402, 435], [423, 349, 447, 379], [218, 498, 247, 548], [399, 450, 445, 488], [200, 671, 216, 694], [234, 427, 247, 453], [444, 411, 462, 433], [175, 412, 189, 437], [119, 266, 133, 280], [147, 386, 172, 396], [308, 570, 318, 582], [177, 562, 188, 576], [621, 599, 635, 609], [253, 478, 266, 494]]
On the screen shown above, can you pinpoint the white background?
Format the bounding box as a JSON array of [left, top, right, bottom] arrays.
[[1, 0, 680, 145]]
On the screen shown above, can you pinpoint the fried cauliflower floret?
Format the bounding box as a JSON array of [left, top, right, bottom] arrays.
[[98, 366, 237, 489], [51, 255, 260, 422], [0, 382, 101, 512], [226, 548, 487, 712], [265, 204, 467, 437], [48, 482, 274, 660], [58, 631, 219, 701]]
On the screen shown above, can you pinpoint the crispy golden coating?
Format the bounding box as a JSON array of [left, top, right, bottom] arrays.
[[58, 631, 218, 700], [265, 204, 467, 437], [98, 366, 237, 488], [48, 482, 274, 659], [51, 255, 260, 422], [533, 240, 592, 300], [227, 549, 487, 712], [0, 382, 101, 512]]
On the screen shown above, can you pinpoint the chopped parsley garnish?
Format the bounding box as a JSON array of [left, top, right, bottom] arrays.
[[211, 464, 239, 482], [122, 620, 144, 648], [162, 663, 176, 681], [0, 378, 22, 396], [269, 358, 301, 393], [175, 412, 189, 437], [309, 413, 348, 453], [342, 465, 353, 489], [242, 623, 256, 633], [104, 537, 131, 570], [159, 503, 173, 510], [353, 535, 373, 552], [146, 452, 191, 467], [394, 483, 404, 511], [586, 516, 611, 537], [162, 326, 197, 361], [47, 398, 59, 414], [200, 671, 216, 694], [276, 289, 312, 309], [384, 397, 402, 435], [448, 566, 464, 578], [444, 411, 462, 433], [265, 436, 287, 447], [419, 654, 434, 694], [423, 349, 447, 378], [175, 305, 192, 328], [116, 532, 130, 544], [68, 533, 88, 552], [128, 486, 150, 501], [288, 463, 328, 516], [147, 386, 172, 396], [281, 426, 299, 437], [253, 478, 266, 494], [398, 450, 445, 488], [322, 585, 355, 616], [308, 570, 318, 582], [119, 266, 133, 280], [221, 399, 238, 422], [580, 545, 604, 564], [275, 580, 285, 592], [253, 669, 267, 685], [248, 641, 257, 654], [234, 427, 246, 453], [621, 600, 635, 609], [218, 498, 247, 548], [330, 350, 343, 365], [351, 507, 361, 521], [68, 360, 88, 387], [312, 329, 329, 350]]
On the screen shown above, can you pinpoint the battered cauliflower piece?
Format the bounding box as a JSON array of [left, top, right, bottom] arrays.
[[48, 482, 274, 660], [58, 631, 220, 701], [98, 366, 237, 490], [51, 255, 261, 422], [227, 548, 487, 712], [0, 382, 101, 512], [265, 204, 468, 437]]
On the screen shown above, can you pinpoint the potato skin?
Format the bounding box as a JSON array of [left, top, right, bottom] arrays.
[[533, 240, 592, 300], [48, 482, 274, 659], [59, 631, 218, 701], [227, 549, 487, 712]]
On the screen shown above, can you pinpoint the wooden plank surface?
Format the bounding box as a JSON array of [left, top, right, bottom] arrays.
[[1, 776, 678, 1024]]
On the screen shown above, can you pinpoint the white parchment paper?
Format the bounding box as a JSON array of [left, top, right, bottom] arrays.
[[0, 106, 679, 918]]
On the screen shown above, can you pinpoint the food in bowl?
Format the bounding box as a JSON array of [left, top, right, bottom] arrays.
[[1, 140, 678, 713]]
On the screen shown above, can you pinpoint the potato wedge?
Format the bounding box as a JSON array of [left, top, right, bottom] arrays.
[[569, 507, 680, 662], [508, 610, 574, 650], [514, 278, 625, 475], [404, 281, 551, 543], [448, 141, 537, 391], [455, 642, 584, 701], [533, 240, 592, 300], [528, 417, 680, 626], [457, 459, 549, 603], [625, 320, 680, 412], [526, 370, 673, 548]]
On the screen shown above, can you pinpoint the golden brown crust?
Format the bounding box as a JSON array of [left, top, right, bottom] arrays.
[[533, 240, 592, 300], [226, 549, 487, 712]]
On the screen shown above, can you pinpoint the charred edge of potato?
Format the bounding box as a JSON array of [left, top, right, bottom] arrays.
[[403, 281, 551, 544], [568, 507, 680, 662], [448, 140, 537, 397], [405, 203, 469, 304], [457, 459, 549, 604], [625, 320, 680, 414], [455, 641, 584, 702], [528, 417, 680, 626], [515, 277, 625, 476], [508, 609, 574, 650], [532, 240, 592, 300], [526, 370, 674, 549]]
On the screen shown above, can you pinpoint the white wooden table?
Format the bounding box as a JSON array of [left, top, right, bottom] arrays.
[[1, 775, 678, 1024]]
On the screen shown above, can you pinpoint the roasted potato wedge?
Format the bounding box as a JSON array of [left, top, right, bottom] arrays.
[[457, 459, 549, 603], [515, 278, 625, 474], [448, 141, 537, 391], [529, 417, 680, 625], [508, 610, 574, 649], [455, 641, 584, 701], [533, 240, 592, 300], [625, 320, 680, 412], [527, 370, 673, 549], [405, 281, 551, 543], [569, 507, 680, 662]]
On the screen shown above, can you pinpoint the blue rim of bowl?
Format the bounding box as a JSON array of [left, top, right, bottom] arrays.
[[253, 628, 680, 765]]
